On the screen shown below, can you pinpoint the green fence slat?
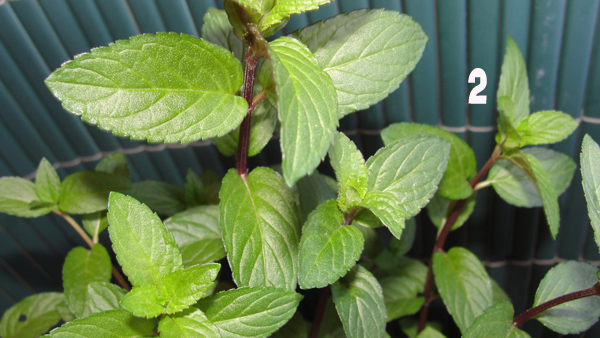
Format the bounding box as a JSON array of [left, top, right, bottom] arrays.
[[338, 0, 369, 12], [436, 0, 467, 128], [467, 0, 499, 128], [584, 10, 600, 119], [155, 0, 199, 36], [307, 0, 338, 22], [0, 82, 58, 164], [552, 0, 599, 157], [37, 0, 91, 56], [187, 0, 218, 32], [403, 0, 438, 125], [168, 147, 205, 179], [282, 12, 309, 34], [500, 0, 531, 60], [148, 150, 185, 185], [10, 0, 70, 71], [127, 0, 167, 33], [17, 1, 124, 154], [94, 0, 140, 40], [528, 0, 566, 113], [66, 0, 113, 47], [0, 262, 32, 307], [558, 123, 600, 260], [0, 5, 99, 157], [0, 122, 36, 176]]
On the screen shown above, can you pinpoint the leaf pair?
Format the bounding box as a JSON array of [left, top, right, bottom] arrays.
[[297, 133, 449, 289], [107, 193, 220, 318], [0, 158, 59, 218]]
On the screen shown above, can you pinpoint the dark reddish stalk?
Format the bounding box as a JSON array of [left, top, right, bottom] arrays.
[[513, 282, 600, 327], [417, 146, 501, 333], [309, 285, 331, 338], [236, 45, 260, 176]]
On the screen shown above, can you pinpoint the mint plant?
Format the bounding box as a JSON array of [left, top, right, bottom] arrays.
[[0, 1, 599, 337]]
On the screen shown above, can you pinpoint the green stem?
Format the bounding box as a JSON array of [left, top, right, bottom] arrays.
[[513, 282, 600, 328], [417, 145, 501, 333], [53, 210, 131, 291]]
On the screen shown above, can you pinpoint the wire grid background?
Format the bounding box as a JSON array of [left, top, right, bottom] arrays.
[[0, 0, 599, 336]]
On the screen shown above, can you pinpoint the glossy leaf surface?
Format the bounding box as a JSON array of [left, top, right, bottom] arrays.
[[366, 135, 450, 219], [265, 37, 338, 186], [198, 287, 302, 338], [432, 247, 493, 333], [298, 200, 363, 289], [45, 33, 247, 143], [582, 135, 600, 252], [219, 168, 299, 290], [294, 9, 427, 116], [332, 265, 387, 338]]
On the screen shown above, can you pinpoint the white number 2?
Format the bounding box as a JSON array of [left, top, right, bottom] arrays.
[[468, 68, 487, 104]]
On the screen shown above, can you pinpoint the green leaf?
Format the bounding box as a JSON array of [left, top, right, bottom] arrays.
[[497, 36, 529, 125], [389, 218, 416, 258], [581, 135, 600, 252], [491, 278, 511, 304], [264, 37, 338, 186], [185, 170, 206, 207], [119, 285, 164, 318], [462, 301, 515, 338], [129, 180, 186, 216], [358, 191, 404, 239], [354, 225, 381, 260], [298, 200, 364, 289], [293, 9, 427, 116], [219, 167, 300, 290], [432, 247, 493, 333], [43, 309, 155, 337], [0, 177, 51, 217], [269, 310, 309, 338], [329, 132, 368, 210], [82, 211, 108, 241], [85, 282, 126, 314], [293, 171, 337, 223], [260, 0, 331, 33], [487, 147, 575, 208], [197, 287, 303, 338], [159, 306, 221, 338], [201, 170, 222, 205], [426, 192, 476, 231], [495, 97, 521, 148], [381, 123, 476, 200], [379, 257, 427, 321], [62, 244, 112, 318], [508, 328, 532, 338], [526, 154, 560, 237], [0, 292, 65, 338], [366, 135, 450, 219], [59, 171, 132, 214], [160, 263, 220, 314], [515, 111, 578, 146], [202, 8, 244, 61], [45, 32, 247, 143], [120, 263, 220, 318], [533, 261, 600, 334], [165, 205, 226, 266], [416, 327, 446, 338], [35, 158, 61, 205], [95, 153, 130, 179], [107, 192, 181, 288], [212, 99, 277, 157], [331, 265, 387, 338]]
